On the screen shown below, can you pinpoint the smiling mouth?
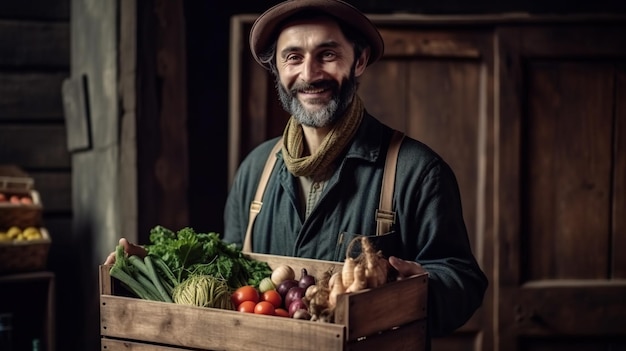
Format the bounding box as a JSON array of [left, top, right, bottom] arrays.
[[301, 87, 327, 94]]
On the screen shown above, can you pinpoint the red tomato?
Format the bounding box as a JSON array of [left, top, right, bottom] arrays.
[[274, 308, 290, 317], [231, 285, 260, 308], [237, 300, 256, 313], [261, 289, 282, 309], [254, 301, 275, 315]]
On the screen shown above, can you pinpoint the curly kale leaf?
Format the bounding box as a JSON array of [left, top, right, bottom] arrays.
[[145, 225, 272, 289]]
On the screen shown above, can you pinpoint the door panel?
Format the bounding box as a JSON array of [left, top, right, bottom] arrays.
[[497, 23, 626, 351], [525, 61, 614, 280]]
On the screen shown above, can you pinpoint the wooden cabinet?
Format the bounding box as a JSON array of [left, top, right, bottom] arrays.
[[0, 272, 55, 351], [229, 13, 626, 351]]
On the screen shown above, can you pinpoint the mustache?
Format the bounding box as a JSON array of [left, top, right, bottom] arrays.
[[290, 80, 338, 94]]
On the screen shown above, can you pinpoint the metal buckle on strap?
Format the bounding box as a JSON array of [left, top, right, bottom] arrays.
[[375, 209, 396, 223], [250, 201, 263, 213]]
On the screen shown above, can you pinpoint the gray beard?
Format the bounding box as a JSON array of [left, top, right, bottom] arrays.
[[276, 73, 357, 128]]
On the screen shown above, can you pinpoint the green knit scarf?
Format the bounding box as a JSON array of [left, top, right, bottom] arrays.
[[282, 95, 364, 178]]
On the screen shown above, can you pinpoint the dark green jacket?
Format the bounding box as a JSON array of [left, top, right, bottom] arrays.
[[224, 113, 488, 338]]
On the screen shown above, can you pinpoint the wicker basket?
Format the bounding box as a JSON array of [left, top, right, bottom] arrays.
[[0, 189, 43, 229], [0, 166, 48, 274], [0, 227, 51, 274]]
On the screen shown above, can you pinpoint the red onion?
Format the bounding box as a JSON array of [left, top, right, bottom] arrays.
[[277, 279, 299, 299], [288, 300, 308, 318], [298, 268, 316, 290], [284, 286, 306, 310]]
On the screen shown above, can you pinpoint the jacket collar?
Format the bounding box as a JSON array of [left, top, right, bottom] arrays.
[[343, 112, 391, 164]]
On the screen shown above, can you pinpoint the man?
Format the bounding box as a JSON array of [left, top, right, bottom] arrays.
[[107, 0, 487, 346], [223, 0, 487, 343]]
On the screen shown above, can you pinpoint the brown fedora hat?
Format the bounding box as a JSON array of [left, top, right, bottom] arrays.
[[249, 0, 384, 70]]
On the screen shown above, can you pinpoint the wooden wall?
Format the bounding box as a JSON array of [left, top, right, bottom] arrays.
[[0, 1, 72, 350]]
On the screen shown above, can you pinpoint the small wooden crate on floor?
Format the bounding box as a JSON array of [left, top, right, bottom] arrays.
[[99, 253, 428, 351]]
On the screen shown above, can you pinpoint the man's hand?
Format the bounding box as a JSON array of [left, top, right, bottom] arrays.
[[388, 256, 427, 279], [103, 238, 148, 265]]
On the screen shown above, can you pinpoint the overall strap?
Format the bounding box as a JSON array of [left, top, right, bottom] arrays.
[[243, 139, 283, 252], [244, 129, 405, 252], [376, 130, 405, 235]]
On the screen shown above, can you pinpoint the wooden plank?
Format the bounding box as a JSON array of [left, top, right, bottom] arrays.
[[518, 338, 626, 351], [495, 26, 524, 351], [0, 1, 69, 21], [0, 72, 68, 121], [379, 29, 484, 58], [0, 125, 70, 168], [100, 265, 112, 295], [406, 59, 483, 248], [495, 26, 524, 287], [151, 0, 188, 232], [102, 338, 194, 350], [520, 24, 626, 57], [358, 59, 409, 132], [119, 0, 138, 245], [346, 319, 426, 351], [100, 295, 345, 351], [247, 252, 342, 280], [525, 61, 614, 280], [0, 20, 69, 67], [504, 282, 626, 335], [336, 273, 428, 341], [614, 66, 626, 279]]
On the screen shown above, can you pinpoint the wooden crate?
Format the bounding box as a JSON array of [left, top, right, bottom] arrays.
[[0, 171, 43, 229], [100, 253, 428, 351], [0, 227, 51, 274]]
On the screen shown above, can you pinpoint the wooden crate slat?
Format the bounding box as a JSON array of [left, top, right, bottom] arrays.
[[102, 338, 209, 350], [246, 252, 343, 279], [101, 295, 345, 351], [336, 273, 428, 340], [346, 319, 427, 351]]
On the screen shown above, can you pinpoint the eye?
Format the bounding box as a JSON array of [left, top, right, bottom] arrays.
[[321, 51, 337, 61], [285, 53, 303, 63]]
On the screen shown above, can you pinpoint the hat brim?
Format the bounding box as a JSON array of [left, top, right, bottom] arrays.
[[249, 0, 384, 70]]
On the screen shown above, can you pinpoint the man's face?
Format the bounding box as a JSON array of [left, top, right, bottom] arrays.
[[274, 17, 367, 128]]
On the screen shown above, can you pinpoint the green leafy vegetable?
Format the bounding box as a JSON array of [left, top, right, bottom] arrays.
[[145, 225, 272, 289], [109, 245, 168, 301]]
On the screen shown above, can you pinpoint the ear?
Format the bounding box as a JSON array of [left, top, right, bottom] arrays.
[[354, 47, 370, 77]]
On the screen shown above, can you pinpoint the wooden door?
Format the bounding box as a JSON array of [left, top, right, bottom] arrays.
[[496, 20, 626, 350]]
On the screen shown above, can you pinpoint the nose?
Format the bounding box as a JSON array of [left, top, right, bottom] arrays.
[[300, 56, 322, 83]]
